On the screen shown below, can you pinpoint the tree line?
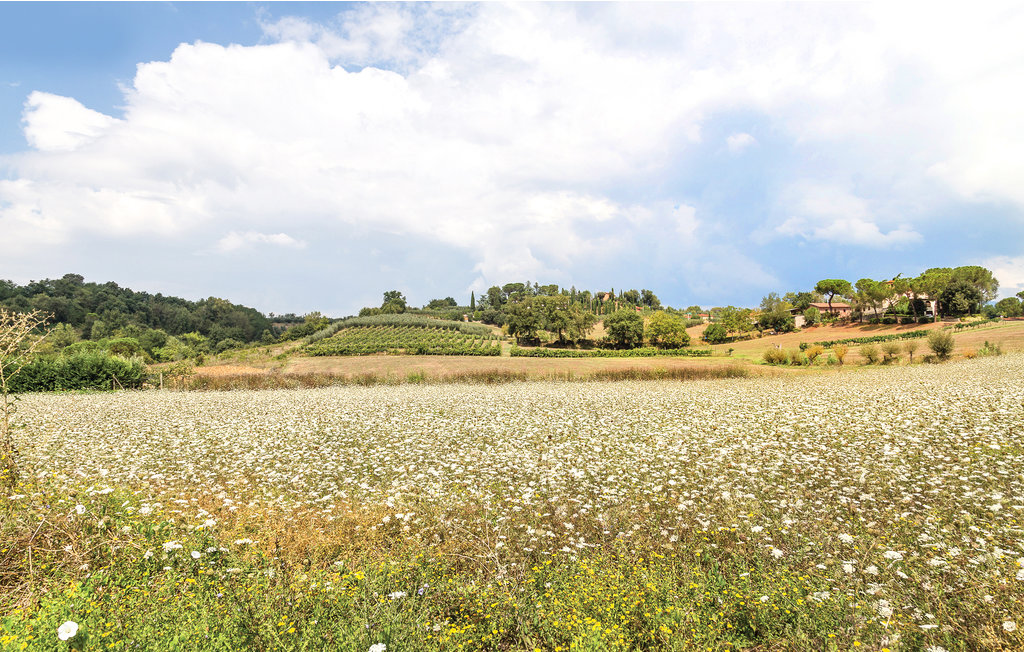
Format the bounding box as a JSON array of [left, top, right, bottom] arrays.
[[0, 274, 274, 361]]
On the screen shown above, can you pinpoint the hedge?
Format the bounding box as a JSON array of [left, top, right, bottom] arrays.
[[510, 346, 712, 358], [8, 351, 147, 392]]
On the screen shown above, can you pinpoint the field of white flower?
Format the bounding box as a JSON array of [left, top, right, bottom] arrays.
[[9, 353, 1024, 650]]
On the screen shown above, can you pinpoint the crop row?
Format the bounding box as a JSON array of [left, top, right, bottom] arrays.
[[510, 346, 711, 358], [812, 329, 930, 348], [305, 325, 501, 356]]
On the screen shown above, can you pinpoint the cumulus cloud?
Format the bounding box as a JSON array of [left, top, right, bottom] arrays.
[[776, 182, 922, 248], [726, 132, 756, 153], [984, 255, 1024, 299], [216, 231, 306, 253], [0, 2, 1022, 310]]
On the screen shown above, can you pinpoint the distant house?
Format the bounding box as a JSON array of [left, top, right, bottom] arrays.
[[790, 302, 852, 327], [882, 279, 937, 316]]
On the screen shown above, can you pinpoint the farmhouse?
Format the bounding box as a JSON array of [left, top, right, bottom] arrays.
[[791, 302, 852, 328]]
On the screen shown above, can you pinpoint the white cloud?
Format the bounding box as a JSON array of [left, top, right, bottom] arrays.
[[1, 2, 1022, 307], [984, 255, 1024, 299], [726, 132, 756, 153], [216, 231, 306, 253], [22, 91, 119, 151], [776, 182, 922, 249]]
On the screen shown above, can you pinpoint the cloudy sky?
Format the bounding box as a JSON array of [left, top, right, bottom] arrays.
[[1, 2, 1022, 316]]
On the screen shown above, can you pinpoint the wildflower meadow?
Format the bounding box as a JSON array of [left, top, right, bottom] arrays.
[[2, 355, 1023, 650]]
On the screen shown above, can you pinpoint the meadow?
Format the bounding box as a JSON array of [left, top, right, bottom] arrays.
[[2, 355, 1023, 650]]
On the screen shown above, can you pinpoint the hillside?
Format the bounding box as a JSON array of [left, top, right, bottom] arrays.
[[1, 273, 273, 352]]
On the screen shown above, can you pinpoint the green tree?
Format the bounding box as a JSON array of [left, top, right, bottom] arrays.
[[951, 266, 999, 303], [646, 311, 690, 348], [505, 299, 543, 343], [470, 291, 476, 312], [640, 289, 661, 309], [940, 279, 983, 315], [803, 306, 821, 326], [381, 290, 407, 314], [604, 309, 644, 348], [702, 323, 727, 344], [814, 279, 853, 315], [994, 297, 1022, 317], [716, 306, 754, 334]]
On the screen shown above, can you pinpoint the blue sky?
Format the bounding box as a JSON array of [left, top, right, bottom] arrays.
[[1, 2, 1022, 316]]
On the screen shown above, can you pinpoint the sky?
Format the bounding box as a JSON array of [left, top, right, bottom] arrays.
[[1, 2, 1023, 317]]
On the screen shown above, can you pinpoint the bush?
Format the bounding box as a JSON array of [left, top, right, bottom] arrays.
[[860, 344, 881, 364], [902, 340, 920, 362], [761, 348, 787, 365], [786, 349, 805, 365], [832, 344, 848, 365], [10, 351, 147, 392], [881, 341, 901, 362], [927, 330, 955, 359], [805, 345, 825, 363], [918, 316, 933, 324], [978, 340, 1002, 357]]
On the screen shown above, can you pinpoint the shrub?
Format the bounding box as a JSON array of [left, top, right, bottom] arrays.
[[761, 348, 787, 365], [903, 340, 919, 362], [832, 344, 848, 365], [963, 350, 977, 359], [918, 316, 933, 324], [881, 341, 901, 362], [786, 349, 804, 365], [805, 345, 825, 363], [927, 330, 955, 359], [978, 340, 1003, 357], [860, 344, 881, 364]]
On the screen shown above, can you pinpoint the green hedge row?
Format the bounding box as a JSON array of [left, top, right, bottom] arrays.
[[949, 318, 1001, 331], [812, 329, 930, 348], [8, 351, 147, 392], [510, 346, 712, 358]]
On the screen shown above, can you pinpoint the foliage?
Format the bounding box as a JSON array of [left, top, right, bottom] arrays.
[[331, 314, 492, 337], [9, 351, 147, 392], [813, 279, 853, 310], [881, 341, 901, 362], [1, 308, 51, 485], [510, 346, 710, 358], [802, 306, 821, 326], [0, 274, 272, 348], [927, 329, 955, 359], [812, 329, 929, 348], [701, 323, 728, 344], [306, 325, 500, 357], [859, 344, 881, 364], [832, 344, 848, 365], [804, 345, 824, 363], [645, 311, 690, 348], [939, 279, 983, 315], [902, 339, 919, 362], [761, 347, 787, 364], [603, 309, 645, 348], [713, 306, 754, 334]]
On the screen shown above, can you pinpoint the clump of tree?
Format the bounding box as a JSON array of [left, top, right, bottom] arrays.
[[0, 274, 273, 351], [646, 311, 690, 348], [603, 309, 645, 348]]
